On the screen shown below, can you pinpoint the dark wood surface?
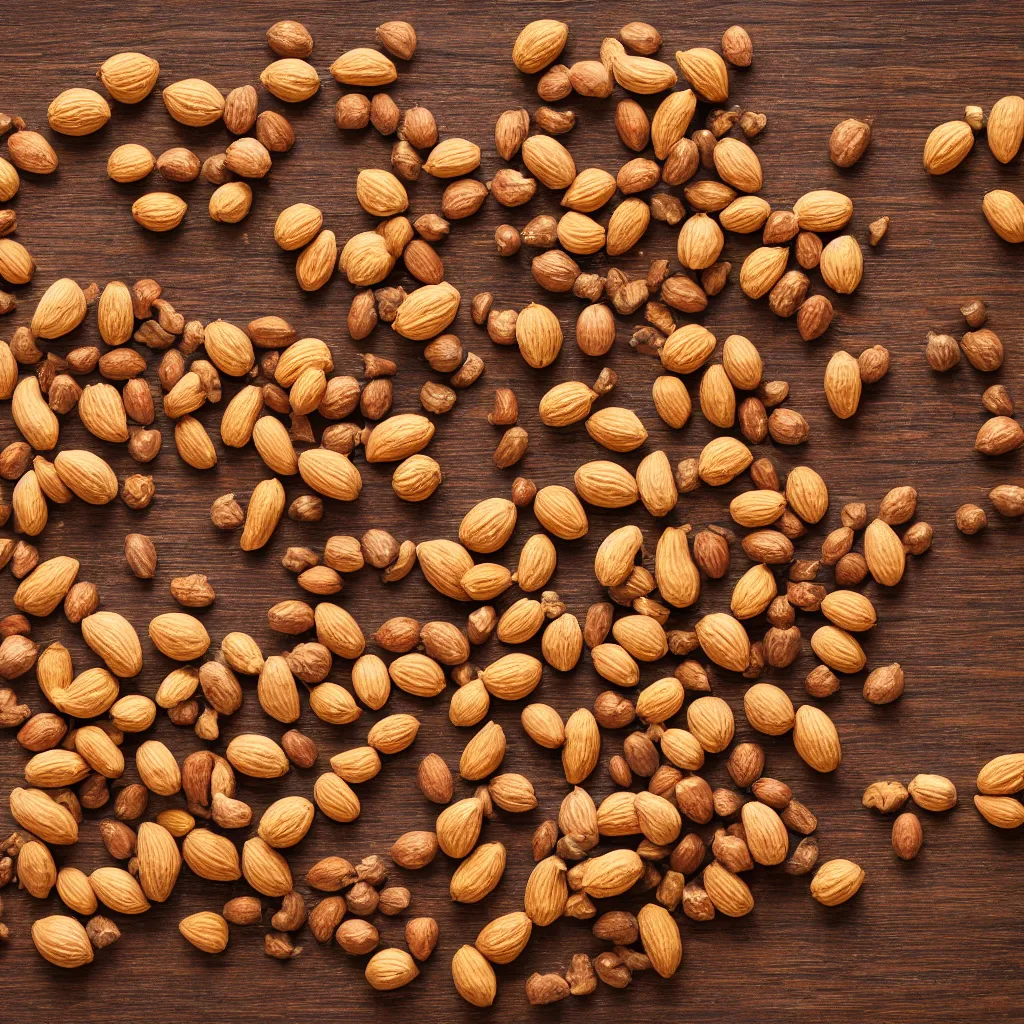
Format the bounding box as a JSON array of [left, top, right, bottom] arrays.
[[1, 1, 1022, 1020]]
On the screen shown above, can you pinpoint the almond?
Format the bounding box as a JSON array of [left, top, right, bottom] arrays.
[[562, 707, 600, 783], [612, 55, 677, 94], [793, 189, 854, 231], [982, 189, 1024, 243], [524, 855, 568, 925], [452, 943, 496, 1006], [136, 821, 182, 902], [864, 518, 906, 585], [512, 20, 569, 73], [986, 95, 1024, 163], [81, 611, 142, 676], [31, 277, 87, 339], [260, 58, 320, 102], [330, 48, 397, 86], [132, 192, 187, 232], [977, 753, 1024, 795], [793, 704, 842, 772], [48, 88, 110, 135], [97, 51, 160, 103], [675, 47, 728, 101], [31, 915, 94, 967], [908, 773, 957, 812], [810, 859, 864, 905], [9, 786, 79, 844], [522, 135, 576, 189], [179, 911, 229, 953], [366, 948, 420, 991]]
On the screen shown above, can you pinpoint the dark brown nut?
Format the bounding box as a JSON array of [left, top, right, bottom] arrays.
[[487, 308, 517, 345], [768, 407, 810, 445], [682, 881, 715, 921], [982, 384, 1014, 417], [494, 223, 521, 256], [493, 426, 528, 468], [863, 662, 905, 704], [593, 690, 635, 730], [763, 626, 801, 667], [471, 292, 493, 325], [86, 916, 121, 949], [713, 829, 754, 872], [584, 603, 614, 648], [441, 179, 488, 220], [957, 296, 987, 328], [675, 776, 713, 823], [863, 779, 909, 814], [806, 664, 840, 698], [615, 98, 650, 151], [450, 352, 484, 388], [763, 210, 799, 244], [593, 910, 638, 945], [623, 731, 659, 777], [594, 951, 632, 988], [769, 270, 810, 317], [784, 836, 819, 875], [726, 742, 764, 787], [100, 818, 137, 860], [377, 886, 409, 915], [608, 754, 632, 788], [758, 379, 790, 407], [990, 484, 1024, 517], [820, 526, 854, 565], [121, 474, 155, 510], [692, 529, 730, 578], [335, 93, 370, 129], [399, 106, 438, 149], [879, 485, 918, 525], [537, 64, 572, 102], [278, 728, 318, 769], [956, 503, 987, 535], [797, 295, 834, 341], [124, 533, 157, 578], [651, 192, 685, 224], [829, 117, 872, 167], [531, 819, 558, 862], [767, 595, 795, 629], [114, 783, 148, 821], [405, 917, 438, 961], [522, 215, 558, 248], [892, 811, 923, 860], [740, 110, 767, 137], [868, 215, 889, 245], [795, 231, 823, 269], [841, 502, 868, 529], [673, 660, 709, 692], [961, 328, 1003, 371]]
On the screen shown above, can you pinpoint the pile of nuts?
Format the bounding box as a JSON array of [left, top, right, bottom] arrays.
[[0, 11, 1022, 1010]]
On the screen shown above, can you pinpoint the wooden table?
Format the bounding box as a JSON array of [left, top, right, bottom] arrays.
[[1, 1, 1022, 1020]]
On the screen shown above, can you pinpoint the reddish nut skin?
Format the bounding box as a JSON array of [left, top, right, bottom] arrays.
[[892, 812, 923, 860]]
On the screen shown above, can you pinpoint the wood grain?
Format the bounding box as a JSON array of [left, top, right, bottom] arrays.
[[1, 1, 1022, 1021]]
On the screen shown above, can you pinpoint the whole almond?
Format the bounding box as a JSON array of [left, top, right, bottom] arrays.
[[987, 95, 1024, 163], [810, 859, 864, 905], [923, 120, 974, 174], [513, 20, 569, 73]]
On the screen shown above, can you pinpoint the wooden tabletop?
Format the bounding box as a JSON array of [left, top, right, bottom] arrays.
[[1, 1, 1022, 1020]]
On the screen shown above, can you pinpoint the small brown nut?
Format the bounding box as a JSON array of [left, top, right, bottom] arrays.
[[124, 533, 156, 578], [960, 297, 987, 329], [982, 384, 1014, 417], [955, 503, 987, 535], [829, 117, 872, 167], [925, 331, 960, 371], [892, 811, 923, 860], [276, 729, 315, 770]]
